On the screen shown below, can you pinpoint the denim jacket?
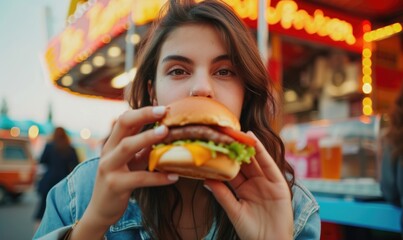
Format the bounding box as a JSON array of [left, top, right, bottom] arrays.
[[33, 158, 320, 239]]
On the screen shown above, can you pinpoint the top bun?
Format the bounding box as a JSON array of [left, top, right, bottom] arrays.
[[161, 97, 241, 131]]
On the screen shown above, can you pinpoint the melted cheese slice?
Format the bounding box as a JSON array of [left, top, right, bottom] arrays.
[[149, 145, 171, 171], [185, 144, 211, 166], [148, 144, 212, 171]]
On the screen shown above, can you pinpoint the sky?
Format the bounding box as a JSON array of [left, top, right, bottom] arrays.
[[0, 0, 129, 138]]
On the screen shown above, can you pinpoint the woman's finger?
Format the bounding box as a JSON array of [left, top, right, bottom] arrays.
[[204, 180, 240, 221], [128, 147, 152, 171], [239, 156, 264, 179], [229, 171, 246, 189], [102, 125, 168, 170], [108, 171, 179, 192], [103, 106, 166, 153], [248, 131, 284, 182]]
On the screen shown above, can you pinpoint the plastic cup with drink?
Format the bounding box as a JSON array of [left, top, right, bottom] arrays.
[[319, 136, 343, 180]]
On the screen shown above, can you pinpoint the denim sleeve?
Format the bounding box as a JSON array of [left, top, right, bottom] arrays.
[[33, 178, 75, 239], [295, 210, 321, 240], [33, 226, 72, 240], [292, 181, 321, 239]]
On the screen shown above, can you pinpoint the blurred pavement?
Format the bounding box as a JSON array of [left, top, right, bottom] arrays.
[[0, 188, 39, 240]]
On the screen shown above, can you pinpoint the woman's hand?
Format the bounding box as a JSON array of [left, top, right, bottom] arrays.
[[71, 106, 179, 239], [204, 132, 293, 240]]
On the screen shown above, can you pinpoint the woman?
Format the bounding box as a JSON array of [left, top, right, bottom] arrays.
[[34, 1, 320, 239], [34, 127, 79, 227]]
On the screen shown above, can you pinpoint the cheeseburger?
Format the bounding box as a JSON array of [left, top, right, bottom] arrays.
[[149, 97, 256, 181]]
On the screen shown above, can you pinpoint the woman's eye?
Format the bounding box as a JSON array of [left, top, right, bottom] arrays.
[[216, 69, 233, 76], [168, 68, 187, 76]]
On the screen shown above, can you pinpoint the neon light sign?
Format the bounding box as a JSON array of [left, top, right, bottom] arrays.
[[45, 0, 361, 82], [264, 1, 356, 45], [129, 0, 357, 45], [87, 0, 132, 40]]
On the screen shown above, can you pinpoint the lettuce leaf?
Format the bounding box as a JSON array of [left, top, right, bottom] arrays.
[[154, 140, 255, 164]]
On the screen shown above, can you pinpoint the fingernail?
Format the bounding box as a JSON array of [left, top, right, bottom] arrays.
[[203, 184, 212, 192], [247, 131, 256, 137], [152, 106, 166, 116], [154, 125, 167, 136], [167, 174, 179, 181]]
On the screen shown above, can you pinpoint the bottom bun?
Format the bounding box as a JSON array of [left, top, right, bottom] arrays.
[[155, 146, 240, 181]]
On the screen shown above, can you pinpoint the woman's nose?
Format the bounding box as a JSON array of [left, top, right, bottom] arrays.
[[189, 73, 214, 98]]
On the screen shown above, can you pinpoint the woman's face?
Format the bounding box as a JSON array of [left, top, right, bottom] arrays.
[[152, 24, 245, 119]]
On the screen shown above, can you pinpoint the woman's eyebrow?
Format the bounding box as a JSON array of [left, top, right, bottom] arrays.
[[212, 54, 230, 63], [161, 54, 230, 64], [161, 55, 193, 64]]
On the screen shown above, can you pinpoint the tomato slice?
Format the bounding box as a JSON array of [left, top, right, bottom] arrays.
[[215, 126, 256, 146]]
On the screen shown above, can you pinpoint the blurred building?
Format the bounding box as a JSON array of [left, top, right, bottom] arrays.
[[43, 0, 402, 123]]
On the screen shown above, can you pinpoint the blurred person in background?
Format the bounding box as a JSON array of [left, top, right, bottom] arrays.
[[380, 84, 403, 236], [34, 127, 79, 229]]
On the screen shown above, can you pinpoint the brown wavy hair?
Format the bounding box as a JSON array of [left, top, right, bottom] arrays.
[[386, 85, 403, 158], [129, 0, 295, 239], [52, 127, 71, 151]]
